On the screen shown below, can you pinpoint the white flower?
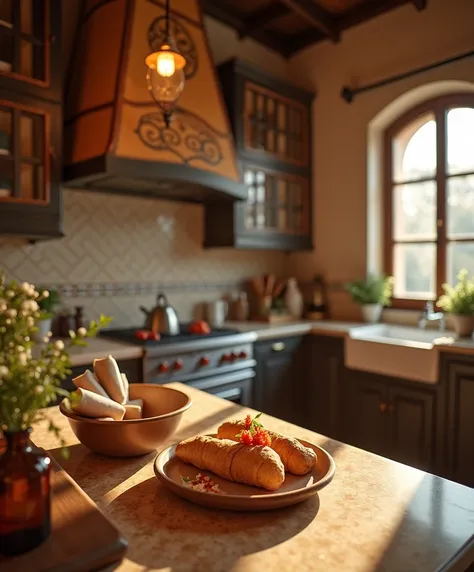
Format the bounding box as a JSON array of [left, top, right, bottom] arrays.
[[6, 308, 17, 318], [5, 319, 11, 325], [41, 290, 49, 299], [26, 317, 34, 327], [17, 352, 28, 366], [47, 331, 52, 337], [20, 282, 31, 294], [21, 309, 29, 317], [54, 340, 64, 351], [5, 289, 15, 299], [16, 345, 24, 353], [35, 385, 44, 394], [42, 336, 50, 343], [0, 298, 6, 311], [24, 336, 30, 342], [29, 300, 39, 312], [77, 327, 87, 337], [0, 365, 9, 377], [33, 290, 39, 298]]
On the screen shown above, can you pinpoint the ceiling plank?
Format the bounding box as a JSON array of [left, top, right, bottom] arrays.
[[412, 0, 428, 10], [241, 4, 292, 37], [286, 28, 326, 55], [203, 0, 293, 57], [279, 0, 340, 42], [338, 0, 420, 31]]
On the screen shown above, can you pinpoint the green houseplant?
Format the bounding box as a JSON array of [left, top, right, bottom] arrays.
[[0, 272, 111, 555], [437, 269, 474, 337], [345, 274, 394, 323]]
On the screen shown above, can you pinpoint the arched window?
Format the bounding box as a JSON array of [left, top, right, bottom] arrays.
[[384, 94, 474, 309]]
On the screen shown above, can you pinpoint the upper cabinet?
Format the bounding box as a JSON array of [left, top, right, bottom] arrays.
[[0, 0, 61, 102], [0, 0, 62, 239], [204, 59, 314, 251]]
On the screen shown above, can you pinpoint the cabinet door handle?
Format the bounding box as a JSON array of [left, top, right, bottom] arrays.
[[272, 342, 285, 352], [379, 403, 387, 413]]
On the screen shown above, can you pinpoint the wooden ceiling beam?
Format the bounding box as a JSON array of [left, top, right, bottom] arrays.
[[279, 0, 340, 42], [241, 4, 292, 37], [338, 0, 424, 31], [203, 0, 293, 57]]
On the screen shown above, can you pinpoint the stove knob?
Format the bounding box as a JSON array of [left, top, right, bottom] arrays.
[[200, 356, 210, 367], [158, 361, 169, 374], [239, 351, 248, 359], [221, 354, 231, 362], [230, 352, 238, 361], [173, 359, 183, 371]]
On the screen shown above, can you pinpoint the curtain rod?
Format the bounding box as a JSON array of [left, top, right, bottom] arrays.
[[341, 48, 474, 103]]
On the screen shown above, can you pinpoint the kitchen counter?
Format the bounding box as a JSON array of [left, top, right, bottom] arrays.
[[226, 320, 360, 340], [67, 337, 144, 366], [32, 384, 474, 572]]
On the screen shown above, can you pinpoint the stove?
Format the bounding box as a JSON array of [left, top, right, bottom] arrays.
[[101, 324, 257, 406]]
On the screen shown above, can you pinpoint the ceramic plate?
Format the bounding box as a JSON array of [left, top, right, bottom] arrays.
[[153, 435, 335, 511]]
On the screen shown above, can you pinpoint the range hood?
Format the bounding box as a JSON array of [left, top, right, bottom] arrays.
[[63, 0, 245, 202]]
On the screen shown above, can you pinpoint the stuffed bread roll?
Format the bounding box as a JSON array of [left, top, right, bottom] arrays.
[[217, 420, 317, 476], [176, 435, 285, 491]]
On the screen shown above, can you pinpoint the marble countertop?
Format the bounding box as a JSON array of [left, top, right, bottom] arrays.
[[225, 320, 361, 340], [67, 337, 144, 366], [32, 384, 474, 572]]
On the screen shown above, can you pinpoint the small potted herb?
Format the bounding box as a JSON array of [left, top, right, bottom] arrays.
[[35, 287, 61, 342], [345, 274, 394, 323], [437, 269, 474, 338]]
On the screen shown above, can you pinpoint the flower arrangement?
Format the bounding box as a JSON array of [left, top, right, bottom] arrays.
[[437, 269, 474, 315], [345, 274, 394, 306], [0, 272, 111, 451]]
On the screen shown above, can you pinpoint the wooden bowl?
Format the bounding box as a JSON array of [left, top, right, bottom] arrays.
[[60, 384, 192, 457]]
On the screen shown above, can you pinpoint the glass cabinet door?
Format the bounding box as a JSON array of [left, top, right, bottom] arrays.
[[244, 166, 308, 235], [243, 82, 308, 167], [0, 100, 49, 203], [0, 0, 48, 85]]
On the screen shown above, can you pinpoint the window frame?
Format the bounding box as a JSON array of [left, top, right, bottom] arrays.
[[384, 93, 474, 310]]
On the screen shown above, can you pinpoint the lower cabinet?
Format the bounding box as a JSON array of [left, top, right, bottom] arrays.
[[440, 352, 474, 487], [342, 369, 438, 472], [253, 336, 306, 424]]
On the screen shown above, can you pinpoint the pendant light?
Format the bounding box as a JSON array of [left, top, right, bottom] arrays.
[[145, 0, 186, 127]]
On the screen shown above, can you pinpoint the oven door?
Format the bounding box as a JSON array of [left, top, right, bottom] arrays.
[[188, 369, 255, 406]]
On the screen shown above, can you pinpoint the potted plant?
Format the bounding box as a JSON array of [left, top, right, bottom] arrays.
[[0, 272, 111, 555], [437, 269, 474, 338], [34, 287, 61, 342], [345, 274, 394, 323]]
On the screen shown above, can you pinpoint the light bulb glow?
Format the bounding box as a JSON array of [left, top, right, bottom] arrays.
[[156, 52, 175, 78]]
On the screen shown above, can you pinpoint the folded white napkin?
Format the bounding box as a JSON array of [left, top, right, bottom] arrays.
[[93, 355, 127, 404], [73, 369, 109, 399], [71, 388, 126, 420], [124, 404, 142, 420], [121, 373, 130, 403]]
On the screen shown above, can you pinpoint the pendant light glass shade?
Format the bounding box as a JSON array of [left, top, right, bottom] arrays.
[[145, 0, 187, 127]]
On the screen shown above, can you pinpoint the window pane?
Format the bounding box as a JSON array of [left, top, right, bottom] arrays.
[[447, 242, 474, 285], [393, 243, 436, 299], [392, 112, 436, 182], [393, 181, 437, 240], [447, 175, 474, 238], [447, 107, 474, 175]]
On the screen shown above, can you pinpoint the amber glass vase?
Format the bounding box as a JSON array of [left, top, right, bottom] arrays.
[[0, 429, 51, 556]]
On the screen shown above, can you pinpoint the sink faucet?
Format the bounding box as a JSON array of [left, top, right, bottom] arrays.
[[418, 301, 445, 331]]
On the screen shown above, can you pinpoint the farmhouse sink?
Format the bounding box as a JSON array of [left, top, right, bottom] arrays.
[[345, 324, 456, 384]]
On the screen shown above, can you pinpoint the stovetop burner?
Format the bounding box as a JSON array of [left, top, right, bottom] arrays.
[[101, 323, 241, 346]]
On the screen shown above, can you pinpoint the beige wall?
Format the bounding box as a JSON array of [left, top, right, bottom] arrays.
[[287, 0, 474, 318]]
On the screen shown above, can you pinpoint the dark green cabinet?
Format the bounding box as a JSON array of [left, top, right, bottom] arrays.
[[342, 369, 437, 472], [205, 59, 314, 251], [253, 336, 306, 424], [307, 336, 344, 439], [0, 0, 63, 239], [441, 353, 474, 487]]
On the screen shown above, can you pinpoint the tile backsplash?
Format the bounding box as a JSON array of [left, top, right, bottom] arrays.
[[0, 189, 287, 327]]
